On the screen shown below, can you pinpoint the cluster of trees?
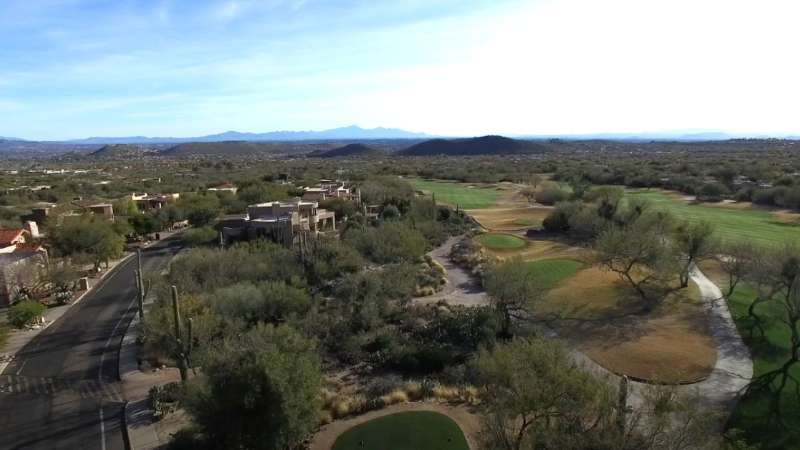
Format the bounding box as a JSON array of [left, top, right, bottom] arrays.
[[49, 215, 128, 269], [476, 337, 735, 450], [540, 186, 718, 303]]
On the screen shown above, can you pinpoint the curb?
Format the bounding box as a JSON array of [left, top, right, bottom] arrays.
[[122, 401, 132, 450], [0, 252, 136, 375]]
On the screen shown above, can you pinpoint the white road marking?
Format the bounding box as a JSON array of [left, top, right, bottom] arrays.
[[97, 293, 138, 450], [99, 406, 106, 450]]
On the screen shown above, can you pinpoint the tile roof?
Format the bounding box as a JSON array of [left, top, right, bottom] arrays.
[[0, 229, 25, 246]]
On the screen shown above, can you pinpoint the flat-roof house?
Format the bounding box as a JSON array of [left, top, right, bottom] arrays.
[[301, 183, 360, 203], [131, 193, 180, 211], [207, 182, 238, 195], [88, 204, 115, 220], [221, 199, 336, 246]]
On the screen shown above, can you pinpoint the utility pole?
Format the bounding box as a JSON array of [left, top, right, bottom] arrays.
[[171, 285, 188, 383], [136, 249, 145, 323]]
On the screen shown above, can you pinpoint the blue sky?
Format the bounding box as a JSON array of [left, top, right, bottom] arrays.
[[1, 0, 799, 140]]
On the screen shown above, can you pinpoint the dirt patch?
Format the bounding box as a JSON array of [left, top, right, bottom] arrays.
[[542, 267, 717, 384]]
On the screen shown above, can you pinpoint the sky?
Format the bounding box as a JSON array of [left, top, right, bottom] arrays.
[[1, 0, 799, 140]]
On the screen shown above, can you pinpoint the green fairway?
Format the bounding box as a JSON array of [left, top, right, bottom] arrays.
[[523, 259, 585, 289], [332, 411, 469, 450], [476, 233, 527, 250], [627, 190, 800, 246], [727, 284, 800, 449], [410, 178, 499, 209]]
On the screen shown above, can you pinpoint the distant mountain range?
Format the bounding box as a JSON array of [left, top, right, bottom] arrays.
[[520, 131, 800, 142], [62, 125, 430, 144]]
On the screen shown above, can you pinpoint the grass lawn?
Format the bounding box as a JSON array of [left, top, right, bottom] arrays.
[[697, 261, 800, 449], [332, 411, 469, 450], [475, 233, 527, 250], [541, 267, 716, 383], [725, 284, 800, 449], [523, 258, 585, 289], [409, 178, 500, 209], [627, 190, 800, 247]]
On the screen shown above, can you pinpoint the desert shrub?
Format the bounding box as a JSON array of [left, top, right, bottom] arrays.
[[542, 201, 581, 233], [150, 382, 184, 419], [697, 182, 730, 202], [183, 227, 217, 247], [8, 300, 46, 328], [0, 324, 10, 347], [305, 237, 364, 283], [534, 186, 570, 205], [344, 221, 426, 264], [380, 389, 409, 406], [168, 241, 303, 294], [380, 204, 400, 220]]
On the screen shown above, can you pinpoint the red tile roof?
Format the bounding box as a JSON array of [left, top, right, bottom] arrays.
[[0, 229, 25, 246], [13, 243, 43, 253]]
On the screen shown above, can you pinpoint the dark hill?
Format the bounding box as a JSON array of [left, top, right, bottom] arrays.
[[398, 135, 545, 156], [161, 141, 291, 157], [311, 143, 387, 158], [91, 144, 157, 159]]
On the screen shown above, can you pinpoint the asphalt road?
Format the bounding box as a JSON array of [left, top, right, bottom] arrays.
[[0, 237, 183, 450]]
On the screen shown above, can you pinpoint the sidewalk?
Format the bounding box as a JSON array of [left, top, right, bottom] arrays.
[[120, 313, 183, 450], [119, 232, 187, 450], [0, 251, 136, 374]]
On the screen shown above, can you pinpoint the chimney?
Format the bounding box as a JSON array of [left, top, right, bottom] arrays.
[[24, 221, 39, 238]]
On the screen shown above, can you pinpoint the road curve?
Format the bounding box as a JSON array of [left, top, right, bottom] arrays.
[[0, 238, 182, 450]]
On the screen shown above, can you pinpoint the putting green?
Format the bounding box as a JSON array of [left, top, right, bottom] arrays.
[[332, 411, 469, 450], [475, 233, 527, 250]]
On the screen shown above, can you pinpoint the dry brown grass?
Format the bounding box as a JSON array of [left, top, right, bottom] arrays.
[[468, 207, 552, 231], [482, 237, 589, 262], [542, 267, 716, 384]]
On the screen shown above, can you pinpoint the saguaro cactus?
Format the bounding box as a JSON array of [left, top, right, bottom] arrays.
[[171, 285, 188, 383]]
